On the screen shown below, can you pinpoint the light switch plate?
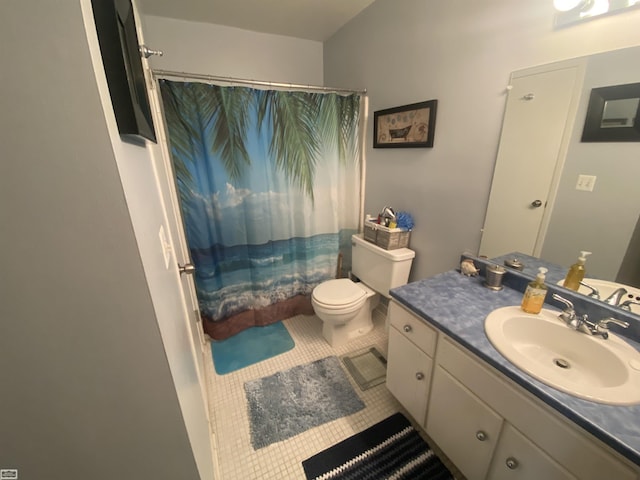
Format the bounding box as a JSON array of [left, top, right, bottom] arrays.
[[576, 174, 597, 192]]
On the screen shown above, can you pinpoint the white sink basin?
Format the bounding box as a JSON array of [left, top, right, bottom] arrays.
[[485, 306, 640, 405], [557, 278, 640, 314]]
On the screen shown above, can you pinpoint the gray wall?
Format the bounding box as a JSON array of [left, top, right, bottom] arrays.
[[324, 0, 640, 281], [0, 1, 201, 478], [541, 47, 640, 280], [142, 15, 324, 85]]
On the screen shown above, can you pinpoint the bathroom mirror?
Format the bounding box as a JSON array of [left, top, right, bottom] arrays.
[[582, 82, 640, 142], [482, 45, 640, 317]]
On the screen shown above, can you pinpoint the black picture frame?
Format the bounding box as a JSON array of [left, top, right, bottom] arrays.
[[373, 100, 438, 148], [581, 82, 640, 142], [92, 0, 157, 143]]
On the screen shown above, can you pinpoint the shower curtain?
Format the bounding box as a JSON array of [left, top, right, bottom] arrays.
[[159, 80, 362, 339]]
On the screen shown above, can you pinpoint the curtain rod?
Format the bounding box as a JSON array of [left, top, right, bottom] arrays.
[[152, 69, 366, 95]]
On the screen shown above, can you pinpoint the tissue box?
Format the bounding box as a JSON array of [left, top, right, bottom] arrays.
[[363, 221, 411, 250]]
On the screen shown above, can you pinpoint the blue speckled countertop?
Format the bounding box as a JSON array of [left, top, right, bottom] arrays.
[[390, 269, 640, 467]]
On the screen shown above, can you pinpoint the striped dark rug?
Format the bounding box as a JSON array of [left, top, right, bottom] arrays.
[[302, 413, 453, 480]]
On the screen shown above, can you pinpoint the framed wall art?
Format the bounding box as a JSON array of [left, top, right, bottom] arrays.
[[373, 100, 437, 148]]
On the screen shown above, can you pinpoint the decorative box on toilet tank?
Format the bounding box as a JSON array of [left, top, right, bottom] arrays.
[[363, 221, 411, 250]]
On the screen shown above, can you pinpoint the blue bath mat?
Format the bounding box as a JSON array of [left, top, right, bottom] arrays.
[[244, 356, 365, 449], [211, 322, 295, 375]]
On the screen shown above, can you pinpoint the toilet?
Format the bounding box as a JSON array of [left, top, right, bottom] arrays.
[[312, 234, 415, 347]]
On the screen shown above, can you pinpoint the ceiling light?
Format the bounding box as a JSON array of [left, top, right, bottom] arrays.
[[580, 0, 609, 17], [553, 0, 587, 11], [555, 0, 640, 26]]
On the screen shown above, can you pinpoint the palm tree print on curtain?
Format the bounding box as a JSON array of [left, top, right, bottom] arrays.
[[159, 80, 362, 339]]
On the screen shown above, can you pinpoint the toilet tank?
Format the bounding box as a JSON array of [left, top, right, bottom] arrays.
[[351, 234, 415, 298]]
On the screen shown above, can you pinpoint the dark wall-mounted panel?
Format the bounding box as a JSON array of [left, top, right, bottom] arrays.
[[92, 0, 156, 143], [582, 82, 640, 142]]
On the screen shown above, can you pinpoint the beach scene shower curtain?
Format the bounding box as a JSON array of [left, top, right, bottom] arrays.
[[159, 80, 362, 339]]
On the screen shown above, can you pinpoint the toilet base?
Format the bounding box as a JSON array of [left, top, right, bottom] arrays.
[[321, 296, 377, 348], [322, 321, 374, 348]]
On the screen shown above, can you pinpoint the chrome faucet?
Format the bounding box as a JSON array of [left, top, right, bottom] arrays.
[[551, 294, 630, 339], [552, 294, 584, 330], [603, 287, 628, 306]]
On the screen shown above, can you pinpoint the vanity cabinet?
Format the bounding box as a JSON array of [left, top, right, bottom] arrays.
[[429, 336, 637, 480], [386, 302, 437, 425], [428, 365, 575, 480], [386, 300, 638, 480]]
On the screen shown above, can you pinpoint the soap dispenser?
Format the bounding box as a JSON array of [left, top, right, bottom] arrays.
[[562, 251, 592, 291], [521, 267, 548, 314]]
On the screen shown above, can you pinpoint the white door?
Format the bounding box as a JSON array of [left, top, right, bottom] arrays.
[[149, 83, 210, 404], [145, 78, 218, 479], [479, 65, 581, 258]]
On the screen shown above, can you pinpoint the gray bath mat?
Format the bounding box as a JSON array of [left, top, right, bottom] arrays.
[[341, 346, 387, 391], [244, 356, 365, 449]]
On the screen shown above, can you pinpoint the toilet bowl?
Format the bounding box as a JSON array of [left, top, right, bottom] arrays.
[[312, 234, 415, 348], [311, 278, 377, 348]]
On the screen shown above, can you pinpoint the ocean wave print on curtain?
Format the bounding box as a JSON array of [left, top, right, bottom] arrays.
[[159, 80, 362, 340]]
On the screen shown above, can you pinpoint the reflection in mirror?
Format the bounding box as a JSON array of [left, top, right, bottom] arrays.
[[480, 46, 640, 319], [490, 252, 640, 316], [601, 98, 639, 128]]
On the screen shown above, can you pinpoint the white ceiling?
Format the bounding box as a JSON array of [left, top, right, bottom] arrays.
[[138, 0, 376, 42]]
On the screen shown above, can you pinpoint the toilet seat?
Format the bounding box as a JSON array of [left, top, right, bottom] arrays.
[[312, 279, 367, 310]]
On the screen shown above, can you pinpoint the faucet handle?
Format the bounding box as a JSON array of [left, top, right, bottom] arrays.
[[552, 294, 579, 328], [579, 280, 600, 300], [552, 293, 574, 310], [597, 317, 630, 330], [619, 300, 640, 312], [593, 317, 629, 340]]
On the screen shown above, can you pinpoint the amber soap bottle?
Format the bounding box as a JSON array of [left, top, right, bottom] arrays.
[[521, 267, 548, 314]]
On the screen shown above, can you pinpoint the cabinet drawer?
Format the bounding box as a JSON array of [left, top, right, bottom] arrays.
[[437, 337, 637, 480], [389, 301, 437, 356]]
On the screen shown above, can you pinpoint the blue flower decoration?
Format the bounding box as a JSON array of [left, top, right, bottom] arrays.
[[396, 211, 414, 230]]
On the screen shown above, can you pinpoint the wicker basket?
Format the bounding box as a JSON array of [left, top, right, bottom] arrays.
[[363, 221, 411, 250]]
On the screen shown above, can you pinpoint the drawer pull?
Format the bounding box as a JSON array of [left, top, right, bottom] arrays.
[[415, 372, 425, 380], [403, 325, 412, 333], [505, 457, 519, 470], [475, 431, 487, 442]]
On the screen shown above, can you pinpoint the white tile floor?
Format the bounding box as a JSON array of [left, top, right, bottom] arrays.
[[203, 311, 408, 480]]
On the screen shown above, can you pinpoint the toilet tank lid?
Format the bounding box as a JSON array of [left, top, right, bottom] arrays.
[[313, 279, 366, 306], [352, 234, 415, 261]]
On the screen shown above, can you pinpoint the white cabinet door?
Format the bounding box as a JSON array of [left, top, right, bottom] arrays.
[[488, 423, 575, 480], [427, 366, 503, 480], [386, 325, 432, 426]]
